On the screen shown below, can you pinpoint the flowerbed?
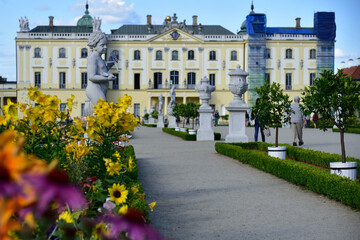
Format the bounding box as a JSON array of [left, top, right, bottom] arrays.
[[162, 128, 221, 141], [0, 87, 162, 240], [215, 142, 360, 210]]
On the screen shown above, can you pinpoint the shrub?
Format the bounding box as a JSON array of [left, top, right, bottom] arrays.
[[162, 128, 221, 141], [215, 142, 360, 210], [143, 124, 157, 128]]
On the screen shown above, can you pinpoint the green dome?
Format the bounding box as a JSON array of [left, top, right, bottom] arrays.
[[77, 4, 93, 27]]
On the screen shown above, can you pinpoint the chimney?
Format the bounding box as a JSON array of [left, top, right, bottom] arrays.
[[357, 57, 360, 66], [341, 61, 345, 69], [348, 59, 353, 67], [49, 16, 54, 27], [295, 18, 301, 29], [147, 15, 152, 26], [192, 15, 198, 26]]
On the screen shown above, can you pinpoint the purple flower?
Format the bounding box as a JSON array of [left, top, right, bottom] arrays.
[[101, 209, 163, 240], [23, 169, 87, 217]]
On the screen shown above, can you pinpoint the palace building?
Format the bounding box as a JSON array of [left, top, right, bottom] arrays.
[[14, 3, 336, 118]]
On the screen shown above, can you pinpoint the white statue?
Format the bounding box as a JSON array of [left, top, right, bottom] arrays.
[[85, 31, 116, 115], [167, 85, 176, 115], [19, 16, 29, 32], [159, 94, 164, 113], [92, 17, 102, 32]]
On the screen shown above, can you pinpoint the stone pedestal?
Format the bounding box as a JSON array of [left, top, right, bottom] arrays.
[[197, 108, 214, 141], [148, 117, 155, 124], [168, 115, 177, 128], [225, 106, 249, 143], [157, 113, 164, 128]]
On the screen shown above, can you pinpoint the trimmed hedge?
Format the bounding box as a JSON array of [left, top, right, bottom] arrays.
[[162, 128, 221, 141], [215, 142, 360, 210], [333, 128, 360, 134], [231, 142, 360, 177]]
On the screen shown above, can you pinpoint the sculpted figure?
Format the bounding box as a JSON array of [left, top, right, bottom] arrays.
[[167, 85, 176, 115], [159, 94, 164, 113], [85, 31, 116, 115]]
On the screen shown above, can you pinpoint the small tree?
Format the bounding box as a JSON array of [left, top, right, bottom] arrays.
[[185, 102, 200, 129], [150, 110, 158, 120], [144, 113, 149, 120], [301, 70, 360, 163], [252, 82, 293, 147], [172, 104, 183, 127]]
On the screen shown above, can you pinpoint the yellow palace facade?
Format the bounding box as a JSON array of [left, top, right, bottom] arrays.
[[15, 4, 335, 118]]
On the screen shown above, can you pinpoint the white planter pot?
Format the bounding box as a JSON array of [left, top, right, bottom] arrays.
[[268, 146, 287, 159], [188, 129, 197, 135], [330, 162, 357, 180], [175, 127, 180, 131], [180, 127, 187, 133]]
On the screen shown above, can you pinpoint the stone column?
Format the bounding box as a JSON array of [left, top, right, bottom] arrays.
[[195, 76, 216, 141], [225, 65, 249, 143]]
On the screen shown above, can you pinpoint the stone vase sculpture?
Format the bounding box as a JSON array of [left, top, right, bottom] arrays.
[[195, 76, 216, 141], [225, 65, 249, 143]]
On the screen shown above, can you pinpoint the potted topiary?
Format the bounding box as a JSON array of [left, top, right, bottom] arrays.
[[185, 102, 200, 133], [144, 113, 149, 124], [252, 82, 293, 159], [302, 69, 360, 180]]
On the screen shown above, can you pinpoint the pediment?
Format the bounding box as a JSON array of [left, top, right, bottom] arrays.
[[149, 28, 203, 43]]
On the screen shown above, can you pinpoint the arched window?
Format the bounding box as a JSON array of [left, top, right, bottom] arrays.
[[265, 48, 271, 59], [34, 48, 41, 58], [134, 50, 141, 60], [170, 71, 179, 87], [156, 50, 162, 60], [209, 50, 216, 60], [187, 72, 196, 89], [230, 50, 237, 60], [172, 50, 178, 60], [285, 49, 292, 59], [286, 73, 292, 90], [109, 50, 119, 61], [59, 48, 66, 58], [81, 48, 88, 58], [188, 50, 194, 60], [310, 49, 316, 59]]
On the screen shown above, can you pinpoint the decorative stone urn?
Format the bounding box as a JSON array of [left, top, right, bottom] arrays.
[[195, 76, 216, 141], [225, 65, 249, 143]]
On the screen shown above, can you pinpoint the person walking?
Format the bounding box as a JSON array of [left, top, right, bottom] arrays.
[[251, 98, 265, 142], [290, 96, 305, 146], [214, 110, 220, 126], [312, 112, 319, 128]]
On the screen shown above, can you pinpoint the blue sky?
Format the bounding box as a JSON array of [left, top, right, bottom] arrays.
[[1, 0, 359, 82]]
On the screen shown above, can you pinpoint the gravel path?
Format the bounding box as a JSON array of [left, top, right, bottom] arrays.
[[132, 126, 360, 240]]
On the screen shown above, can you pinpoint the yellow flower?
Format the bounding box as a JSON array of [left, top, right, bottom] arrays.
[[67, 94, 75, 112], [131, 186, 139, 194], [2, 99, 18, 121], [148, 201, 157, 212], [118, 205, 128, 215], [108, 183, 128, 205], [128, 156, 134, 171], [107, 162, 122, 176], [57, 211, 73, 224], [93, 222, 107, 240], [103, 158, 112, 167]]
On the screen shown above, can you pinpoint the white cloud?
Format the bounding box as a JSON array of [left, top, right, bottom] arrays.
[[335, 48, 359, 60]]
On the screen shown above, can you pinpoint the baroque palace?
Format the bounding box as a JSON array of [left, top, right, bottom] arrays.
[[14, 3, 336, 118]]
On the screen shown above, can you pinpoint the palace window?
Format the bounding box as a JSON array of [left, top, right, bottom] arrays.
[[209, 50, 216, 60], [231, 51, 237, 61], [209, 74, 215, 86], [59, 72, 66, 89], [34, 48, 41, 58], [59, 48, 66, 58], [187, 72, 196, 89], [286, 73, 292, 90], [265, 73, 270, 84], [81, 103, 85, 116], [134, 104, 140, 118], [310, 73, 316, 86], [156, 50, 162, 60], [285, 49, 292, 59], [113, 73, 119, 90], [188, 50, 194, 60], [172, 50, 178, 60], [35, 72, 41, 88], [59, 103, 67, 112], [134, 50, 141, 60], [310, 49, 316, 59], [81, 72, 87, 89], [170, 71, 179, 88], [81, 48, 88, 58], [265, 48, 271, 59]]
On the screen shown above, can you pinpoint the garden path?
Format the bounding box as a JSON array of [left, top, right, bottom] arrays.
[[132, 126, 360, 240]]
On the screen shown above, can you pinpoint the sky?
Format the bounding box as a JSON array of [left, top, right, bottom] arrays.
[[0, 0, 359, 82]]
